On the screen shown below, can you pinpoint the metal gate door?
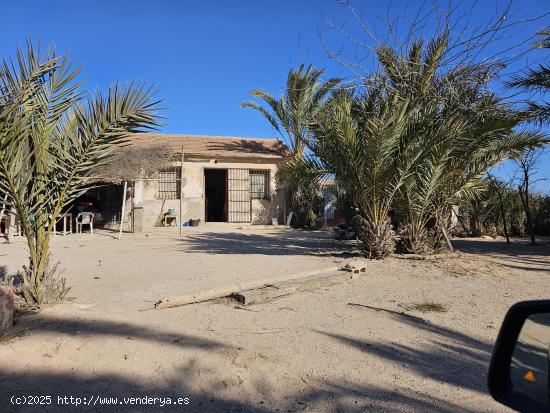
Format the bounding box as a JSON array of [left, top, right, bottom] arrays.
[[227, 169, 250, 222]]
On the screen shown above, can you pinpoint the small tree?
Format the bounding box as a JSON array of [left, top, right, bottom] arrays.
[[514, 148, 544, 245], [0, 42, 160, 307], [486, 173, 512, 243]]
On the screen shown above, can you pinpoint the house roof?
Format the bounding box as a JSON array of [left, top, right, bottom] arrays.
[[91, 133, 290, 182], [123, 133, 290, 159]]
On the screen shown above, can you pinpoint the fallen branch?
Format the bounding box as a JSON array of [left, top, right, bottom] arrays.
[[237, 329, 293, 334], [233, 305, 259, 312], [347, 302, 427, 322]]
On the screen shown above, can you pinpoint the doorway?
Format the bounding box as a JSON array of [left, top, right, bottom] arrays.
[[204, 169, 227, 222], [74, 182, 124, 227]]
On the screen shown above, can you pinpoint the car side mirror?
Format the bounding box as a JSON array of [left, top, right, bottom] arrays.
[[488, 300, 550, 412]]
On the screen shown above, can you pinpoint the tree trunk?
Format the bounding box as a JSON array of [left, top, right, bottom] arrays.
[[355, 215, 395, 258], [454, 211, 469, 235], [469, 214, 481, 237], [441, 226, 454, 253], [494, 185, 510, 244], [518, 179, 536, 245], [498, 204, 510, 244]]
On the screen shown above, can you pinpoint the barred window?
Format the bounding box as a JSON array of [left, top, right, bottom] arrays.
[[250, 170, 269, 199], [158, 168, 180, 199]]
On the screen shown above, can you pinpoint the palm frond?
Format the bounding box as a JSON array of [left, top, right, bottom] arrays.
[[241, 65, 340, 156]]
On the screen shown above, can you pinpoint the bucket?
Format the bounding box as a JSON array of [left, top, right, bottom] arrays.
[[190, 219, 200, 227]]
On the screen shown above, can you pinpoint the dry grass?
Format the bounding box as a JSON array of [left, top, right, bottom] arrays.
[[411, 300, 448, 313]]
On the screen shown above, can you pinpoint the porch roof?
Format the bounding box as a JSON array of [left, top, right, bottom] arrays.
[[92, 133, 290, 182]]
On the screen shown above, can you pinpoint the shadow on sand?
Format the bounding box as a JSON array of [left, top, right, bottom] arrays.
[[317, 310, 493, 395], [452, 238, 549, 257], [452, 238, 550, 273], [176, 230, 356, 258], [0, 311, 494, 412], [13, 313, 229, 351], [0, 366, 476, 413]]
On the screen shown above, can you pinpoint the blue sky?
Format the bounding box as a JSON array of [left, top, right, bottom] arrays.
[[2, 0, 549, 191]]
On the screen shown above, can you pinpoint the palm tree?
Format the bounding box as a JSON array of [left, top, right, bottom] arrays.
[[376, 36, 547, 254], [396, 97, 544, 253], [242, 65, 340, 228], [285, 85, 428, 258], [375, 35, 460, 253], [291, 88, 415, 258], [241, 64, 340, 156], [0, 42, 160, 307]]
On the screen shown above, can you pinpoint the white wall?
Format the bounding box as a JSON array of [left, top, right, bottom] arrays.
[[132, 156, 285, 228]]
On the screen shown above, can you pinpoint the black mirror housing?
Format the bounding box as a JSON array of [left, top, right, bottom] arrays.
[[488, 300, 550, 413]]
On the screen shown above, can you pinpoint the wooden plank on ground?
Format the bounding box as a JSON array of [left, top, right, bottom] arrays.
[[232, 270, 360, 305], [154, 266, 341, 309], [154, 261, 368, 309]]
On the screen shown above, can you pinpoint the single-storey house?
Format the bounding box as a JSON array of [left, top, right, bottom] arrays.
[[89, 133, 290, 231]]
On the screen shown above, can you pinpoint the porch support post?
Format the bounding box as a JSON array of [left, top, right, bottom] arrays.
[[179, 148, 184, 238], [0, 195, 6, 236], [118, 180, 128, 240]]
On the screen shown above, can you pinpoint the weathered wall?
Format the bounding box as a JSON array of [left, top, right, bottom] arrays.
[[139, 180, 180, 228], [131, 156, 285, 229]]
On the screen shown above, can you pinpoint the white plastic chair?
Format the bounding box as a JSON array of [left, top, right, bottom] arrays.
[[76, 212, 94, 234]]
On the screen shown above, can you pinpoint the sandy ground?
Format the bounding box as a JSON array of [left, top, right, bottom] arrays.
[[0, 227, 549, 412]]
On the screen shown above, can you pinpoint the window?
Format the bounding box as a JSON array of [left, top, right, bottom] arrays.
[[250, 170, 269, 199], [158, 168, 180, 199]]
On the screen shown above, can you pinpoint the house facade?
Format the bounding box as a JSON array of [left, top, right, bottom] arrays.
[[94, 134, 289, 231]]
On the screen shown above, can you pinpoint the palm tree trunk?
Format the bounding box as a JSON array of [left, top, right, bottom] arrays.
[[355, 214, 395, 258]]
